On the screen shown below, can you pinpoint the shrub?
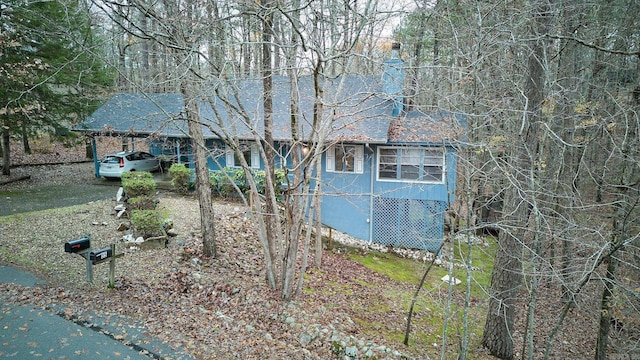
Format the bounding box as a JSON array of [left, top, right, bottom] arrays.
[[128, 195, 156, 211], [122, 171, 156, 198], [131, 209, 165, 237], [209, 167, 287, 197], [168, 163, 192, 194]]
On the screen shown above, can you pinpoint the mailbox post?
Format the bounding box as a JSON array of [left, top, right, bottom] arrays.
[[65, 238, 122, 286], [64, 237, 93, 282]]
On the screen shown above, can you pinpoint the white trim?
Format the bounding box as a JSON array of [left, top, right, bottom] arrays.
[[225, 144, 234, 167], [326, 145, 335, 171], [250, 143, 260, 169], [326, 144, 364, 174], [225, 142, 260, 168]]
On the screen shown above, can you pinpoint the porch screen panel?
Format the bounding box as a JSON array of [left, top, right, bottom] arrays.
[[372, 197, 445, 251]]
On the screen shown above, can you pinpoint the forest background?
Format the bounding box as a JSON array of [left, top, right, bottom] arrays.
[[1, 0, 639, 359]]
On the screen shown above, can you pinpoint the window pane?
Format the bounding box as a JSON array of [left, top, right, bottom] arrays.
[[335, 145, 355, 172], [233, 148, 252, 166], [379, 148, 398, 179], [401, 149, 421, 165], [422, 166, 443, 181], [379, 164, 397, 179], [400, 164, 420, 180]]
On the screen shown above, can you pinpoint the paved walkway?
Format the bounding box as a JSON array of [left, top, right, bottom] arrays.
[[0, 265, 194, 359]]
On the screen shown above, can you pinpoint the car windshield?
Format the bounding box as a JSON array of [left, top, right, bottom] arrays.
[[101, 156, 121, 164]]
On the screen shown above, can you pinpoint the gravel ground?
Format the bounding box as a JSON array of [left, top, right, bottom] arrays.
[[0, 163, 437, 360]]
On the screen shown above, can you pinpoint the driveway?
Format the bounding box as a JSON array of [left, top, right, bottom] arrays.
[[0, 266, 194, 359], [0, 184, 117, 216]]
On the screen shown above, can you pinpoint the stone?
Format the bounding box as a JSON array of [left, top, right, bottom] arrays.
[[114, 204, 126, 212], [345, 346, 358, 357], [298, 333, 312, 347], [166, 228, 179, 237], [117, 222, 130, 231], [441, 275, 462, 285], [116, 187, 124, 202], [192, 272, 202, 283]]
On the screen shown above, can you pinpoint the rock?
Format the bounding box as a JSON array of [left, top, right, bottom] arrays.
[[191, 257, 202, 267], [122, 233, 134, 242], [441, 275, 462, 285], [166, 228, 179, 237], [192, 272, 202, 284], [114, 204, 126, 212], [116, 187, 124, 202], [345, 346, 358, 358], [116, 209, 126, 218], [134, 236, 144, 243], [117, 222, 130, 231], [299, 333, 312, 347], [140, 236, 167, 250]]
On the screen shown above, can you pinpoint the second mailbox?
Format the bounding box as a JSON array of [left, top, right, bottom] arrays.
[[89, 247, 113, 264]]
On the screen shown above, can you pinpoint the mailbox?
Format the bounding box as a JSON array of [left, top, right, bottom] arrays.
[[89, 247, 113, 264], [64, 237, 91, 253]]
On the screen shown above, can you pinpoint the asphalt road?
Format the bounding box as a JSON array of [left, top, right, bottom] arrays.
[[0, 266, 195, 359]]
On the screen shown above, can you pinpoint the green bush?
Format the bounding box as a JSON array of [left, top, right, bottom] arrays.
[[168, 163, 192, 194], [122, 171, 156, 198], [128, 195, 156, 211], [209, 167, 287, 197], [131, 209, 165, 237]]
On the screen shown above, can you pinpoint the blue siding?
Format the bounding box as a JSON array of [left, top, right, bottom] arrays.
[[320, 148, 374, 242], [321, 144, 458, 251]]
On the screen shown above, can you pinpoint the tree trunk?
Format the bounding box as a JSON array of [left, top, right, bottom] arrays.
[[21, 124, 31, 154], [482, 2, 550, 358], [481, 217, 523, 360], [2, 126, 10, 176], [261, 0, 278, 284], [181, 82, 216, 258]]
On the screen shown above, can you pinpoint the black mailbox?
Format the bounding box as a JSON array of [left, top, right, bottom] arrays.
[[65, 237, 91, 253], [89, 247, 113, 264]]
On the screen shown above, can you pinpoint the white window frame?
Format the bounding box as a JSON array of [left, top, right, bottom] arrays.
[[225, 142, 260, 169], [377, 146, 445, 183], [326, 144, 364, 174]]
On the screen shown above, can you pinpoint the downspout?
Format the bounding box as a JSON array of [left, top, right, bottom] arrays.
[[366, 143, 374, 245]]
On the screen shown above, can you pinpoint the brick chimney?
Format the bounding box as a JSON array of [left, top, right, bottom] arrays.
[[383, 42, 404, 116]]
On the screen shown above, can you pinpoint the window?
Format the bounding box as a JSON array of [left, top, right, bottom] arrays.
[[226, 142, 260, 168], [378, 146, 444, 183], [326, 144, 364, 174]]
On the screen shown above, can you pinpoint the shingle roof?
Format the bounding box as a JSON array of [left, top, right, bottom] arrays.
[[78, 93, 187, 136], [77, 76, 464, 145], [387, 111, 466, 144]]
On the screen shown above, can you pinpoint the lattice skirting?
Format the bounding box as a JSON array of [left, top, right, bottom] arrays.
[[372, 197, 445, 252]]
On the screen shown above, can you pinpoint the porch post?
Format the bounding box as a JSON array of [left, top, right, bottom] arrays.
[[91, 136, 100, 178]]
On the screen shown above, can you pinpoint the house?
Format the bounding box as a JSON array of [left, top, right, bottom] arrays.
[[77, 46, 465, 252]]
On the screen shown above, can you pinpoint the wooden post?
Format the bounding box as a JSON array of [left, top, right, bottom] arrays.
[[85, 250, 93, 283], [108, 243, 116, 288], [328, 227, 333, 250]]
